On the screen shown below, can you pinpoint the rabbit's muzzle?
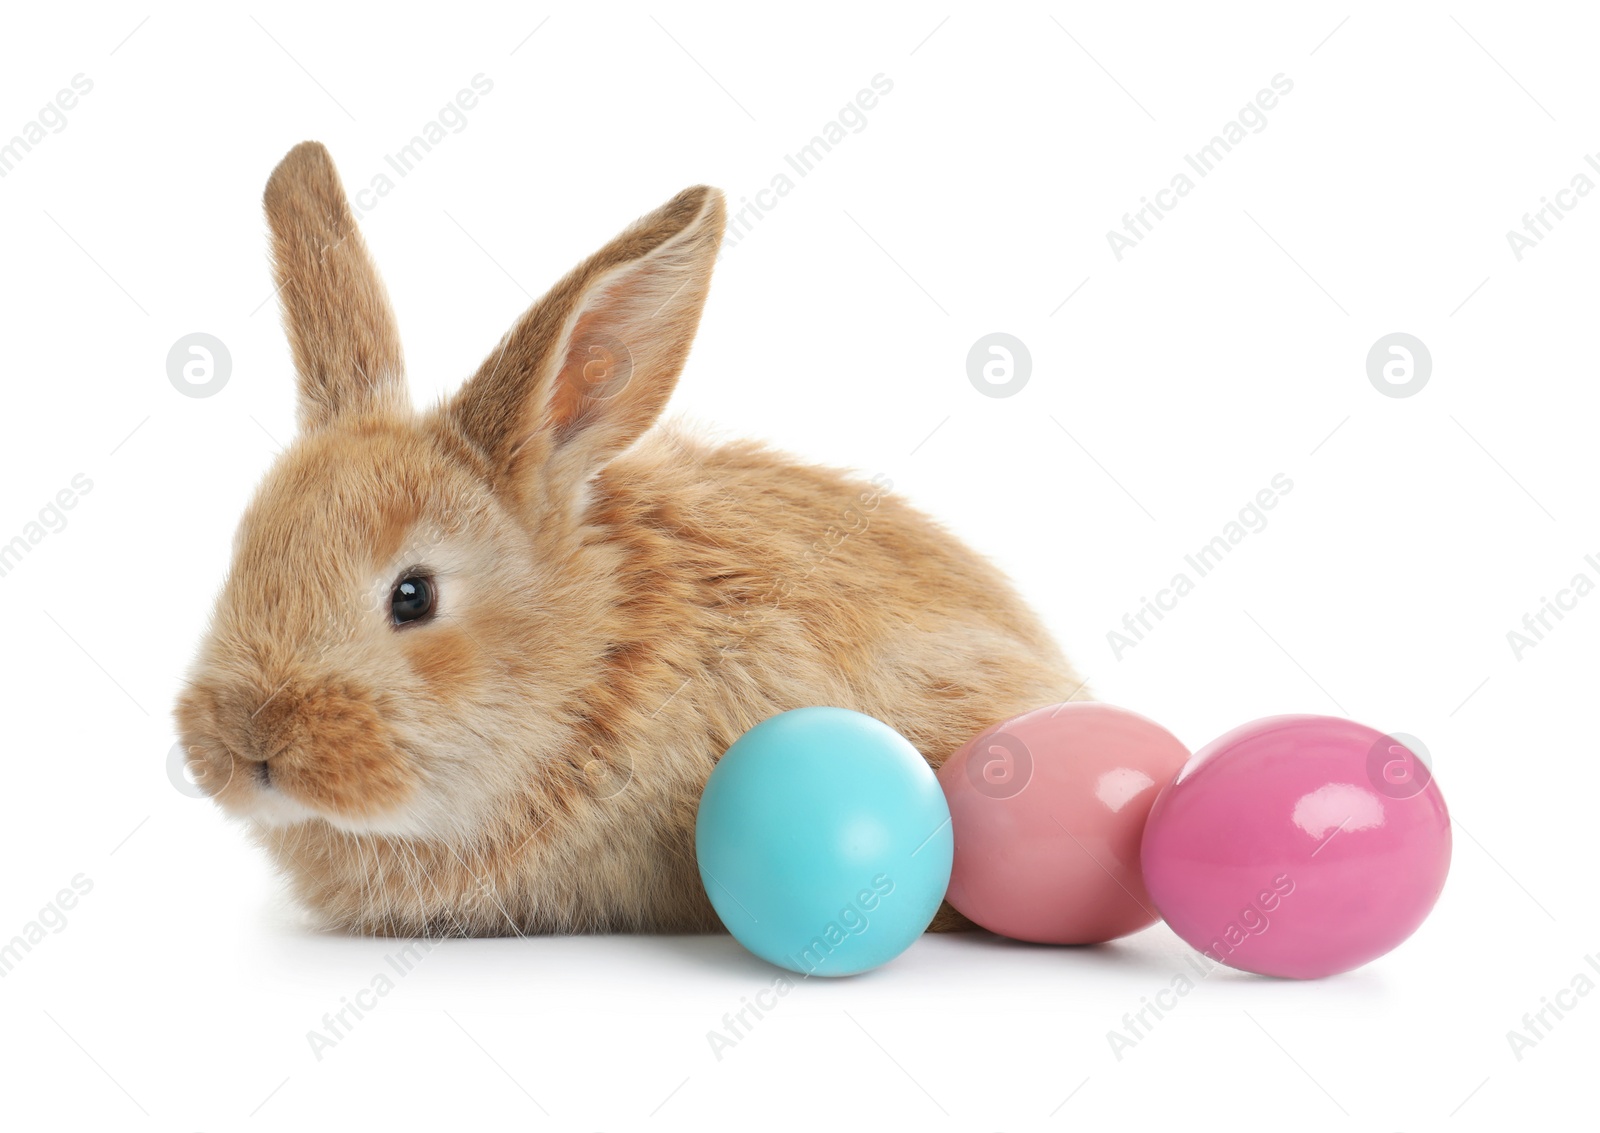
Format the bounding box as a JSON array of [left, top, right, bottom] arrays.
[[175, 676, 417, 827]]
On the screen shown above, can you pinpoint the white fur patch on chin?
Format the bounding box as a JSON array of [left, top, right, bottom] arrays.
[[251, 789, 436, 838], [246, 800, 431, 838], [233, 761, 474, 839], [242, 788, 321, 828], [316, 808, 435, 838], [239, 781, 444, 838]]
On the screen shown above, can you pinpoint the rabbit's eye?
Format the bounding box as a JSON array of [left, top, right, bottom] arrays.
[[390, 575, 436, 626]]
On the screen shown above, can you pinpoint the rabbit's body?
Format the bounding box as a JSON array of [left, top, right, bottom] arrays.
[[263, 428, 1085, 934], [176, 142, 1085, 937]]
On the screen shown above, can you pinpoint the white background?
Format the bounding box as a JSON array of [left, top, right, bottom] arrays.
[[0, 2, 1593, 1129]]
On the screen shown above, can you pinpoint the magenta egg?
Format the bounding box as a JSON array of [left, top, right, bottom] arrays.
[[1141, 715, 1451, 979], [939, 702, 1191, 944]]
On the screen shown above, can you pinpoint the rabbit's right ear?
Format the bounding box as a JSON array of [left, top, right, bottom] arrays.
[[449, 185, 725, 512], [264, 141, 408, 431]]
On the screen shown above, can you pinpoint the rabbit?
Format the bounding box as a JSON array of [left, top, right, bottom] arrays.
[[174, 141, 1089, 937]]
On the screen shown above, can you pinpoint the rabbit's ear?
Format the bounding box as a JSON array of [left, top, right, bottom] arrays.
[[264, 141, 407, 430], [451, 185, 725, 506]]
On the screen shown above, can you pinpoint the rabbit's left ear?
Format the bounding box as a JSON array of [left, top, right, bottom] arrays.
[[450, 185, 725, 508], [265, 141, 408, 431]]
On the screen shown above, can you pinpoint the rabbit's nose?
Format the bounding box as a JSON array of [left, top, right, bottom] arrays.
[[225, 682, 302, 764], [244, 729, 294, 764]]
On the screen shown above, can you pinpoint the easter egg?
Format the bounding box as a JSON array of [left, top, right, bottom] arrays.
[[1140, 715, 1451, 978], [695, 707, 953, 976], [938, 701, 1191, 944]]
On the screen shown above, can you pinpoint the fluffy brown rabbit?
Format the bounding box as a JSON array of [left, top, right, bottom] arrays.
[[174, 141, 1088, 936]]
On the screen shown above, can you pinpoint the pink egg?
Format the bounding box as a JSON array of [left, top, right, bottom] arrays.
[[1141, 715, 1451, 979], [939, 702, 1191, 944]]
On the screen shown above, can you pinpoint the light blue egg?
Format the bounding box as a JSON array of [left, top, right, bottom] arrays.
[[695, 707, 954, 976]]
